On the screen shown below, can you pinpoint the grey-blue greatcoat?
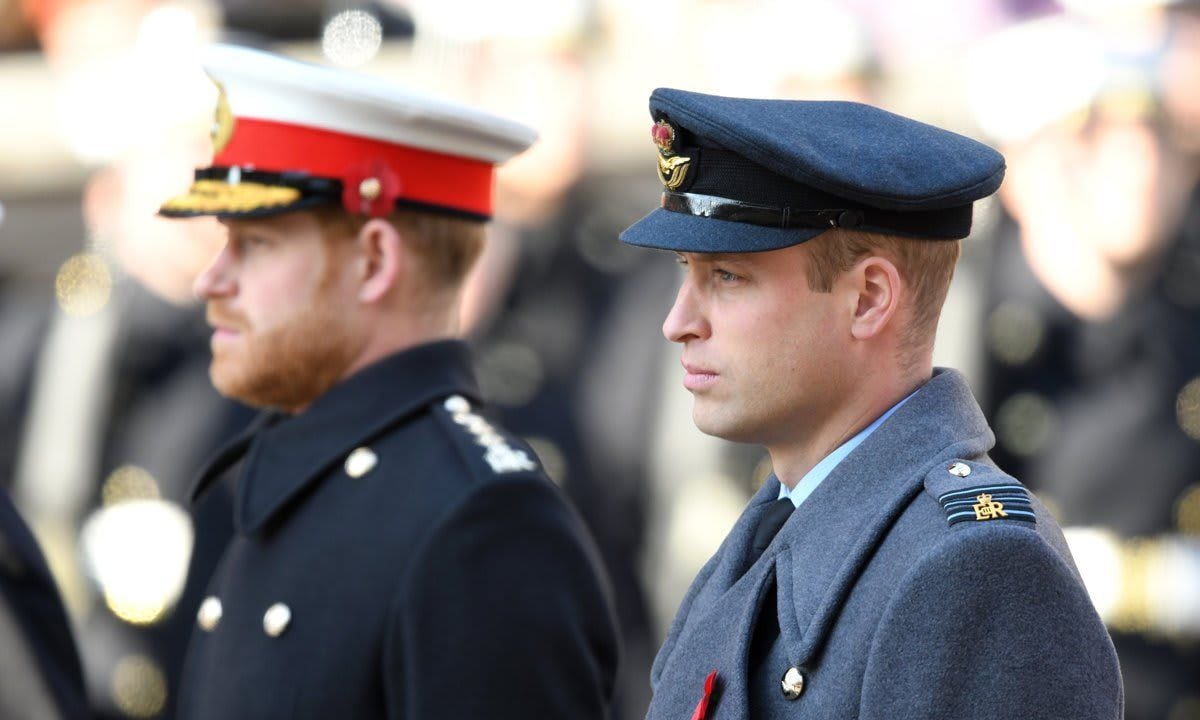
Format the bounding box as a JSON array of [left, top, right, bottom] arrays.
[[647, 369, 1123, 720], [177, 340, 619, 719]]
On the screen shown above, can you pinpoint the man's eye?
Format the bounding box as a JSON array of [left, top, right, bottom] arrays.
[[674, 255, 689, 266], [239, 234, 271, 250], [715, 269, 739, 282]]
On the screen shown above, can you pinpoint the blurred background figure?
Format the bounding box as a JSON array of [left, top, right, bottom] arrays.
[[1, 1, 252, 717], [969, 5, 1200, 718], [2, 0, 1199, 718]]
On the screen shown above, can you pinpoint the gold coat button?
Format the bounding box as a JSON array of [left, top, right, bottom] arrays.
[[263, 603, 292, 637], [197, 596, 222, 632], [781, 667, 805, 700], [948, 462, 972, 478], [344, 447, 378, 478]]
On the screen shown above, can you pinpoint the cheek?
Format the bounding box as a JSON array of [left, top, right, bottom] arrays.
[[768, 300, 842, 374], [241, 262, 326, 329]]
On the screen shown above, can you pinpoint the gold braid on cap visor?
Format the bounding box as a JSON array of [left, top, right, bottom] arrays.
[[160, 179, 302, 214]]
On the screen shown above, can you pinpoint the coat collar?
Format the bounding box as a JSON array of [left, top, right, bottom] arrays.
[[189, 339, 481, 535], [654, 368, 994, 719], [772, 367, 993, 669]]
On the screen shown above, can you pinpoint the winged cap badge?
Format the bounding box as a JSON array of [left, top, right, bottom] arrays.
[[652, 119, 691, 191]]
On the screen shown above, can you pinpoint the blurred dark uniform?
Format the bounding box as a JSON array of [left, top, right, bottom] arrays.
[[0, 486, 88, 719], [182, 341, 618, 718], [0, 275, 251, 718], [983, 189, 1200, 720], [470, 173, 676, 718]]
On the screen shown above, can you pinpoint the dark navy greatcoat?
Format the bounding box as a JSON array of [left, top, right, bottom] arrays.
[[0, 488, 88, 720], [647, 369, 1123, 720], [177, 340, 619, 719]]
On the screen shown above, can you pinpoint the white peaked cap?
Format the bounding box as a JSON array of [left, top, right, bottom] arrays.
[[161, 43, 538, 220]]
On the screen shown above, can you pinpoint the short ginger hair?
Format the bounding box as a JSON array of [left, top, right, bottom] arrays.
[[315, 206, 486, 291], [803, 228, 961, 368]]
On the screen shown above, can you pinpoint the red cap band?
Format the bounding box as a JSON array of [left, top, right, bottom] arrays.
[[215, 117, 495, 216]]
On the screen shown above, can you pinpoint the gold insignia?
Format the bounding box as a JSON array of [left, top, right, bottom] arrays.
[[657, 155, 692, 191], [211, 79, 236, 155], [652, 119, 691, 190], [972, 493, 1009, 521], [652, 119, 676, 153], [160, 180, 301, 214]]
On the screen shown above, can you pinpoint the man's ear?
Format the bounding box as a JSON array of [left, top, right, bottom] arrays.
[[848, 255, 902, 341], [354, 218, 405, 304]]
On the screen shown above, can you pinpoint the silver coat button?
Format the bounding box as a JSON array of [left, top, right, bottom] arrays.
[[197, 596, 222, 632], [948, 462, 972, 478], [263, 603, 292, 637], [781, 667, 805, 700], [344, 447, 378, 478], [443, 395, 471, 415]]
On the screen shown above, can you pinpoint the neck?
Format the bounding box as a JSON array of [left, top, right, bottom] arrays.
[[338, 296, 462, 393], [768, 364, 929, 490]]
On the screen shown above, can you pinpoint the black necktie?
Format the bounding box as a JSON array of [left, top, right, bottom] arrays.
[[750, 498, 795, 563], [747, 498, 795, 707]]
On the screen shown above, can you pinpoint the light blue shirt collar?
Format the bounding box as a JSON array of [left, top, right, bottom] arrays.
[[776, 392, 915, 508]]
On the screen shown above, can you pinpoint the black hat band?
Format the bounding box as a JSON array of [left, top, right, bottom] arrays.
[[160, 166, 490, 222], [662, 140, 974, 239], [662, 192, 866, 230], [660, 190, 972, 239]]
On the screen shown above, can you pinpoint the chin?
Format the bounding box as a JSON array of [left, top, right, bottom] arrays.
[[209, 362, 262, 407], [210, 362, 289, 410], [692, 405, 757, 443]]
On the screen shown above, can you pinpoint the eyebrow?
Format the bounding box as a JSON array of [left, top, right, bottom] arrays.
[[678, 252, 751, 265]]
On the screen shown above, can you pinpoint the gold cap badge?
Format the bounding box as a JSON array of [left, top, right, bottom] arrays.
[[652, 119, 691, 191], [211, 79, 236, 155]]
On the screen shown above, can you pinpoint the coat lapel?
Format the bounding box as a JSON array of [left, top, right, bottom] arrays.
[[773, 368, 994, 670], [188, 341, 481, 536], [650, 369, 996, 720], [648, 477, 784, 720]]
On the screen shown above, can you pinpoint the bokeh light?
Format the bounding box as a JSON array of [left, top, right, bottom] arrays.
[[321, 10, 383, 67], [55, 252, 112, 317], [987, 301, 1045, 365], [1176, 378, 1200, 441], [111, 655, 168, 718], [101, 465, 161, 506], [81, 499, 194, 625]]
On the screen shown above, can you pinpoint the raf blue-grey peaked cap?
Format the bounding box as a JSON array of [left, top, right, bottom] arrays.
[[619, 88, 1006, 252]]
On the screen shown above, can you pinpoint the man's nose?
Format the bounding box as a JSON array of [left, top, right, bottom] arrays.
[[662, 278, 709, 343], [193, 245, 236, 300]]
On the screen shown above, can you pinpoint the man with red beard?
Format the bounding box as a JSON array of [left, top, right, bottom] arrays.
[[157, 44, 618, 719]]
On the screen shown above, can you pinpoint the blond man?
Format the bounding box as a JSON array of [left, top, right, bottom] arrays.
[[621, 88, 1122, 720]]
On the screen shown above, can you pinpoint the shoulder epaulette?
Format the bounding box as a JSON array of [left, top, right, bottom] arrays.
[[923, 460, 1036, 528], [432, 394, 540, 476]]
